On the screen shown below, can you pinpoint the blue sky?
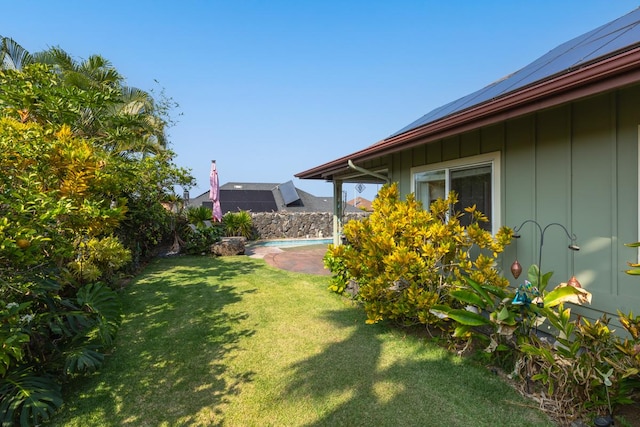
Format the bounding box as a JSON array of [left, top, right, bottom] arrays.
[[2, 1, 639, 201]]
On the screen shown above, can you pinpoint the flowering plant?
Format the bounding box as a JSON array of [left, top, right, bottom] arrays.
[[0, 301, 32, 375]]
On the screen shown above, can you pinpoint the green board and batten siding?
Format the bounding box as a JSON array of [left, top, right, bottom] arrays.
[[298, 9, 640, 320], [371, 86, 640, 318]]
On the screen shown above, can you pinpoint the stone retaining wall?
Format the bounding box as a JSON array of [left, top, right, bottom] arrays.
[[250, 212, 369, 239]]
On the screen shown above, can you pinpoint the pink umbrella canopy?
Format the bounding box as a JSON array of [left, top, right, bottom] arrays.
[[209, 160, 222, 221]]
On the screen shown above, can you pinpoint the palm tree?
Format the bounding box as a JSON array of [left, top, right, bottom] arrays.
[[32, 47, 123, 90], [30, 45, 168, 155], [104, 85, 168, 155], [1, 38, 170, 156], [48, 48, 167, 155], [0, 35, 32, 70]]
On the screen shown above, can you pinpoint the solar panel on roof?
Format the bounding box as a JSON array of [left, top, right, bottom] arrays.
[[389, 7, 640, 138], [279, 180, 301, 206], [219, 189, 278, 212]]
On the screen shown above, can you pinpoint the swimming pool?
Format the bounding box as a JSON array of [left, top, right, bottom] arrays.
[[249, 237, 332, 248]]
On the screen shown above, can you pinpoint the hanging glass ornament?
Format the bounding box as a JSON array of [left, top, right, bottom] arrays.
[[511, 259, 522, 279]]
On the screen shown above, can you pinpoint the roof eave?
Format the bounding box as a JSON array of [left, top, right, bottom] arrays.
[[297, 46, 640, 181]]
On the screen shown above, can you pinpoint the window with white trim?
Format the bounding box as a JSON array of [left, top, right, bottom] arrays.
[[411, 152, 501, 233]]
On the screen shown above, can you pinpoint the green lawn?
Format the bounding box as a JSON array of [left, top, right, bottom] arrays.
[[48, 255, 553, 427]]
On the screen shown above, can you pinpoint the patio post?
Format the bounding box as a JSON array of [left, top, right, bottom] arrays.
[[333, 179, 343, 246]]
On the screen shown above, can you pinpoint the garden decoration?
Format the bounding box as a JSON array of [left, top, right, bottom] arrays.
[[510, 259, 523, 280], [623, 240, 640, 275], [511, 281, 542, 307], [511, 220, 580, 288], [509, 220, 583, 394], [511, 231, 522, 279]]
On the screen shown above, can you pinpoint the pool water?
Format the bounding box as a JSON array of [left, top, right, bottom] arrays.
[[250, 238, 332, 248]]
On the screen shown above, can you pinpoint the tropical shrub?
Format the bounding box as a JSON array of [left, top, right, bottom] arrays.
[[186, 206, 214, 227], [222, 210, 254, 239], [518, 308, 640, 423], [115, 193, 176, 266], [0, 120, 127, 425], [325, 183, 512, 338], [111, 153, 194, 266], [66, 236, 132, 286], [181, 206, 224, 254], [0, 302, 31, 377], [182, 225, 223, 255], [0, 370, 62, 427], [0, 38, 193, 426], [514, 241, 640, 420], [447, 259, 634, 423], [324, 183, 613, 422], [0, 275, 122, 425]]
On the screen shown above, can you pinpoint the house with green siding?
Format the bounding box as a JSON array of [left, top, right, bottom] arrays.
[[296, 8, 640, 321]]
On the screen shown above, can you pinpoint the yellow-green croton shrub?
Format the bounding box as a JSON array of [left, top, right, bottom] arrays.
[[325, 183, 512, 333]]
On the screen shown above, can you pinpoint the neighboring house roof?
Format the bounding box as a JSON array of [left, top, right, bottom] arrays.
[[219, 183, 279, 212], [347, 197, 373, 212], [188, 180, 354, 213], [296, 7, 640, 181]]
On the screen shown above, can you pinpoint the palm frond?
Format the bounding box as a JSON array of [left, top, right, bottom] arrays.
[[32, 46, 74, 71], [0, 35, 32, 70]]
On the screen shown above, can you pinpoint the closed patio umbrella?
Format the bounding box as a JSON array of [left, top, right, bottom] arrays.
[[209, 160, 222, 221]]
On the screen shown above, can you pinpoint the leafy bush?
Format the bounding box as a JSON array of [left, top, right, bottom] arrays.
[[518, 308, 640, 423], [0, 41, 193, 425], [0, 279, 121, 426], [325, 183, 512, 336], [182, 225, 223, 255], [186, 206, 214, 227], [0, 302, 31, 377], [506, 240, 640, 422], [66, 236, 132, 286], [222, 211, 254, 239], [116, 196, 175, 267], [549, 242, 640, 421], [324, 183, 620, 423], [0, 370, 62, 426]]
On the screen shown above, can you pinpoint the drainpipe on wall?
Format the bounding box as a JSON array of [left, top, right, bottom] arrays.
[[330, 161, 389, 246]]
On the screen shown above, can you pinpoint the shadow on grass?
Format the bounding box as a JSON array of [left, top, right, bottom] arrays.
[[283, 307, 552, 427], [53, 256, 258, 426]]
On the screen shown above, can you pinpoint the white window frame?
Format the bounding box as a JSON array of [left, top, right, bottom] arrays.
[[410, 151, 501, 234]]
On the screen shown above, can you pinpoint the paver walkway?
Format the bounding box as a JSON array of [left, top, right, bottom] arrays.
[[246, 244, 330, 276]]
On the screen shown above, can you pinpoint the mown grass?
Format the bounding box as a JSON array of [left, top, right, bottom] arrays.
[[48, 255, 553, 426]]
